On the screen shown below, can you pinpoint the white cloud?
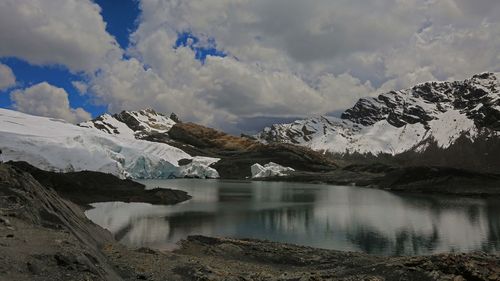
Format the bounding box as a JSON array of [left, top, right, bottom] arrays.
[[84, 0, 500, 130], [85, 1, 389, 129], [4, 0, 500, 131], [10, 82, 91, 123], [0, 63, 16, 90], [72, 81, 88, 95], [317, 74, 375, 111], [0, 0, 121, 73]]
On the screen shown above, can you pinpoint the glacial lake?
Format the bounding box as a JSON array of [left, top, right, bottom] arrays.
[[85, 179, 500, 256]]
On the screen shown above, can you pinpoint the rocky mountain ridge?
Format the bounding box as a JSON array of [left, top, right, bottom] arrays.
[[79, 110, 337, 179], [256, 72, 500, 157], [79, 108, 178, 140]]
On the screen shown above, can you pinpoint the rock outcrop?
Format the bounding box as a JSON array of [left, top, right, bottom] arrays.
[[168, 122, 337, 179], [0, 163, 122, 280], [7, 161, 192, 207]]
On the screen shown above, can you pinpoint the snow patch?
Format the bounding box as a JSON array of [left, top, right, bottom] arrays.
[[428, 110, 478, 147], [79, 114, 136, 139], [78, 109, 177, 139]]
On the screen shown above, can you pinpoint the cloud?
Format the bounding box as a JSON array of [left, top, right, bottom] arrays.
[[83, 0, 500, 131], [10, 82, 91, 123], [0, 0, 121, 73], [72, 81, 88, 95], [88, 40, 374, 130], [0, 63, 16, 90], [85, 0, 383, 129], [4, 0, 500, 131], [317, 73, 375, 110]]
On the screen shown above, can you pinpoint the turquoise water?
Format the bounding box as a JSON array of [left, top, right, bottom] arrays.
[[85, 179, 500, 256]]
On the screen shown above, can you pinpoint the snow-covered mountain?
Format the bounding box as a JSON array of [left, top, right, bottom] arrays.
[[256, 73, 500, 156], [0, 109, 219, 179], [79, 108, 178, 139]]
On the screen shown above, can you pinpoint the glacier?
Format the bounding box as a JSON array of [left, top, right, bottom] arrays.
[[177, 156, 220, 179], [0, 109, 219, 179], [251, 162, 295, 178]]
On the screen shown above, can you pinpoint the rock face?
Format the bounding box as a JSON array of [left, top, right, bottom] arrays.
[[0, 163, 122, 280], [79, 108, 177, 140], [256, 73, 500, 158]]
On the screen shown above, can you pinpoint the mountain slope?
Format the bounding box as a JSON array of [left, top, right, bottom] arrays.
[[0, 109, 218, 179], [256, 72, 500, 156], [79, 108, 177, 139], [80, 109, 337, 179], [167, 122, 337, 178]]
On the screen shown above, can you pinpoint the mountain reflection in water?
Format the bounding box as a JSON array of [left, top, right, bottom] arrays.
[[85, 179, 500, 256]]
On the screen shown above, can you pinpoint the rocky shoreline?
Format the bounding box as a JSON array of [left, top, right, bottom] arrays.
[[263, 164, 500, 197], [1, 163, 499, 280], [7, 161, 191, 208]]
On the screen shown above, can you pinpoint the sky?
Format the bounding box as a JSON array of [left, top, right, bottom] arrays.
[[0, 0, 499, 133]]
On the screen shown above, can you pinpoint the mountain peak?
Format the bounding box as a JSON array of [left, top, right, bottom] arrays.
[[256, 72, 500, 156], [472, 72, 497, 81], [169, 112, 181, 123], [79, 109, 177, 139]]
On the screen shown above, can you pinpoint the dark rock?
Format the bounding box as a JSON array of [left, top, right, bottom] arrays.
[[178, 158, 193, 166], [136, 247, 157, 254], [187, 235, 224, 246], [8, 161, 191, 207], [170, 112, 181, 123], [54, 253, 78, 269], [26, 261, 42, 275], [375, 166, 500, 196], [114, 110, 146, 133], [0, 217, 11, 227]]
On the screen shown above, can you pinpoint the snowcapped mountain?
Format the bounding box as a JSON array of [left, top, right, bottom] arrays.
[[256, 73, 500, 156], [79, 108, 178, 139], [0, 109, 219, 179]]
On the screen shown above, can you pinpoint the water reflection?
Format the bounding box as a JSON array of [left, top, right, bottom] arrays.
[[85, 179, 500, 255]]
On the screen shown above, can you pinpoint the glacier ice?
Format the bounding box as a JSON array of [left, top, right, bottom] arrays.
[[0, 109, 219, 179], [176, 156, 220, 179], [251, 162, 295, 178]]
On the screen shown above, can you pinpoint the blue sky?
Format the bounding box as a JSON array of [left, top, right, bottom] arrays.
[[0, 0, 225, 119]]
